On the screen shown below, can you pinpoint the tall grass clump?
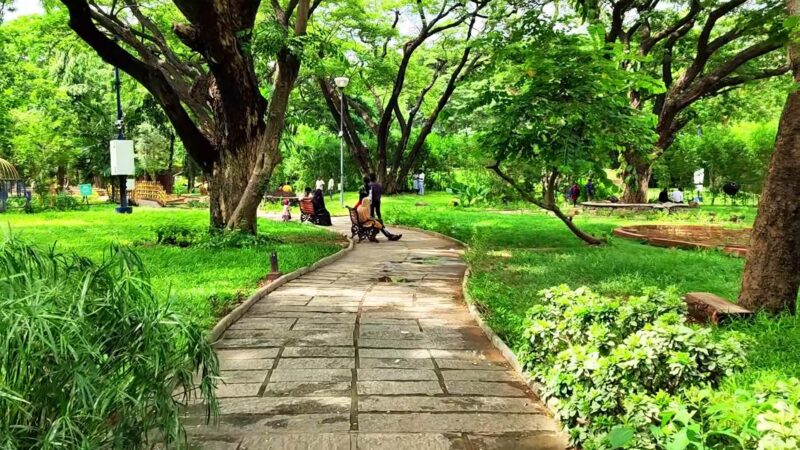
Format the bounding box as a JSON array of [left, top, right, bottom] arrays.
[[0, 238, 219, 449]]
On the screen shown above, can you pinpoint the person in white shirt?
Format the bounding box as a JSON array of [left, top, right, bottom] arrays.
[[418, 171, 425, 195], [315, 177, 325, 193], [671, 188, 684, 203], [327, 177, 335, 199]]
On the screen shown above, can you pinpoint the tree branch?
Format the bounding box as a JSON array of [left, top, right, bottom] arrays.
[[60, 0, 216, 171]]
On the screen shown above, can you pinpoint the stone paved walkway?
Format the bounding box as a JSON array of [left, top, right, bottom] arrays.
[[187, 217, 565, 450]]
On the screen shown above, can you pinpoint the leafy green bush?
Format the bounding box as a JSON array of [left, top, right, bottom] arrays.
[[0, 238, 218, 449], [155, 223, 200, 247], [154, 224, 279, 249], [450, 181, 490, 207], [522, 286, 748, 449]]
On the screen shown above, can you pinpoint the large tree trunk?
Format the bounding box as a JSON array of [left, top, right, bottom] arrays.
[[209, 142, 260, 233], [738, 4, 800, 314], [621, 151, 652, 203]]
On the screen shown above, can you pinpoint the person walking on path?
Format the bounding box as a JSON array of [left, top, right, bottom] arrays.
[[585, 179, 595, 202], [368, 173, 383, 221], [315, 176, 325, 193], [568, 183, 580, 207], [357, 197, 401, 242], [327, 176, 335, 200], [356, 175, 371, 209]]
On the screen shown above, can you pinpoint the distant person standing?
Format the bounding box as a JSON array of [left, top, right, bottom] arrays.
[[671, 187, 684, 203], [568, 183, 580, 207], [315, 176, 325, 193], [585, 179, 595, 202], [418, 171, 425, 195], [412, 172, 419, 193], [328, 176, 335, 199], [368, 173, 383, 220], [281, 198, 292, 222]]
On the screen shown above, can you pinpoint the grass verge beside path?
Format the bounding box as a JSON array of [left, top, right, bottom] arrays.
[[1, 206, 345, 327], [385, 196, 800, 395]]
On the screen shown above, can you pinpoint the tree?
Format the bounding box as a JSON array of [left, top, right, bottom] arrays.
[[584, 0, 790, 202], [58, 0, 314, 233], [312, 0, 489, 193], [467, 22, 658, 244], [738, 0, 800, 314]]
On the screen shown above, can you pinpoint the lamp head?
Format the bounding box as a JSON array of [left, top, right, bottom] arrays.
[[334, 77, 350, 88]]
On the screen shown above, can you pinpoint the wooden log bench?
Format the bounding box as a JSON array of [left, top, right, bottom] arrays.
[[684, 292, 752, 325], [582, 201, 694, 214]]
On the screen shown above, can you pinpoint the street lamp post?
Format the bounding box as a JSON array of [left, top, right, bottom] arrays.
[[113, 66, 131, 213], [334, 76, 349, 208], [109, 54, 134, 214]]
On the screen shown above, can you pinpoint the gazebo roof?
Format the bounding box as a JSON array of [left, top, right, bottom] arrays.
[[0, 158, 19, 181]]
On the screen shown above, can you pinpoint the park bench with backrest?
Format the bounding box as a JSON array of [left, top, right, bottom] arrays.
[[347, 206, 379, 242], [300, 198, 316, 223]]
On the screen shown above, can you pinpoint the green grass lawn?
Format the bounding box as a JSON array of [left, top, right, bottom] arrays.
[[1, 206, 345, 327], [384, 195, 799, 395]]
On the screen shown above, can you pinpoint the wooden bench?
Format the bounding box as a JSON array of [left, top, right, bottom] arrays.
[[684, 292, 752, 325], [347, 207, 378, 242], [299, 198, 315, 223]]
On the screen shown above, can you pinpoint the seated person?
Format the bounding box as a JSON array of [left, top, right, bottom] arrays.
[[658, 188, 670, 203], [671, 188, 684, 203], [312, 189, 332, 226], [356, 198, 401, 242], [300, 187, 313, 199]]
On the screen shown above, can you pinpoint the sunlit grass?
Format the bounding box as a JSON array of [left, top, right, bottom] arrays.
[[1, 206, 345, 327]]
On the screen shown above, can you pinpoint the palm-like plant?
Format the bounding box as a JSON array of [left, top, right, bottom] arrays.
[[0, 237, 218, 449]]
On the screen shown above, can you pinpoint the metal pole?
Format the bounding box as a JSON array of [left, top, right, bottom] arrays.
[[339, 88, 345, 208], [114, 65, 130, 213]]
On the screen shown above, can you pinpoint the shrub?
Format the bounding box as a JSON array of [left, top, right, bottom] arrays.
[[0, 238, 218, 449], [155, 223, 201, 247], [522, 286, 748, 449], [153, 224, 279, 249]]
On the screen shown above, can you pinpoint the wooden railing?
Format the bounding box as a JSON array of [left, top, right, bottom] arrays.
[[132, 181, 168, 206]]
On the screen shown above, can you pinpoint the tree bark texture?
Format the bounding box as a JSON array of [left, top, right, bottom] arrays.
[[738, 0, 800, 314]]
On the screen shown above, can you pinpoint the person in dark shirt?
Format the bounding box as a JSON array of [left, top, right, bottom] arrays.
[[312, 189, 332, 226], [356, 176, 371, 209], [368, 173, 383, 220], [658, 188, 670, 203]]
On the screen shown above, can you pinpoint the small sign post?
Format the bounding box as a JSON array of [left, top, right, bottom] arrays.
[[79, 184, 92, 204]]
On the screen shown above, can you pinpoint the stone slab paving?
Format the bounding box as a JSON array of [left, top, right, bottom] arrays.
[[187, 216, 566, 450]]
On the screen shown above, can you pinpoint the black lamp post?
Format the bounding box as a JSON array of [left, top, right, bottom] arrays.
[[113, 64, 132, 213]]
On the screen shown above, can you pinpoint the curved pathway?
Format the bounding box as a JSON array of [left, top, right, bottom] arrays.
[[187, 216, 565, 450]]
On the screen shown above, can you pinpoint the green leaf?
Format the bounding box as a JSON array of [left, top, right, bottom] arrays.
[[607, 425, 636, 448]]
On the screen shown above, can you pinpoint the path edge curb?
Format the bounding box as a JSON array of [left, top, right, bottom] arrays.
[[208, 235, 355, 343]]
